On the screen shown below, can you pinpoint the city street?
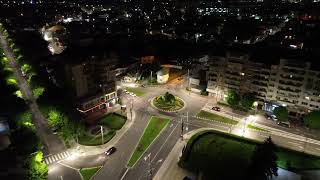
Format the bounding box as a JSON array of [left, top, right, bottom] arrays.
[[45, 84, 320, 180]]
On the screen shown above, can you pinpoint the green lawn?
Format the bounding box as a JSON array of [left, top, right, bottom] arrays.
[[126, 87, 146, 96], [127, 116, 170, 167], [100, 113, 126, 130], [197, 110, 238, 125], [80, 166, 101, 180], [153, 96, 184, 111], [179, 130, 320, 179], [78, 130, 116, 146], [247, 124, 268, 132]]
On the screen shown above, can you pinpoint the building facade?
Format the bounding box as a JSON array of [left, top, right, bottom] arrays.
[[206, 53, 320, 117], [65, 55, 118, 118]]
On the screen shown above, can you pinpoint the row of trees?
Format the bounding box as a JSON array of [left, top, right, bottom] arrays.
[[0, 21, 47, 179], [0, 22, 45, 101], [225, 90, 256, 110]]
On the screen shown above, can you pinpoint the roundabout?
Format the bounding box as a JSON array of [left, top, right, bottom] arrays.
[[151, 92, 186, 112]]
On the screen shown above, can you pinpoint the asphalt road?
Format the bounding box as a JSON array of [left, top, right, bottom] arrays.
[[0, 32, 65, 154], [47, 83, 320, 180]]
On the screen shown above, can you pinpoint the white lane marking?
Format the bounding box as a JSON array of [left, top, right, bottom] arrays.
[[170, 124, 173, 128], [151, 123, 178, 162], [120, 168, 129, 180], [58, 153, 63, 159], [44, 158, 49, 165], [60, 176, 63, 180], [58, 162, 79, 171]]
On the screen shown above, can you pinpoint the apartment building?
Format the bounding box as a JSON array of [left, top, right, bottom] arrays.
[[64, 54, 118, 118], [206, 53, 320, 116]]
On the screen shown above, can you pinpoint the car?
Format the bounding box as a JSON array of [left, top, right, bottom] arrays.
[[105, 147, 116, 156], [277, 121, 290, 128], [271, 115, 278, 121], [212, 106, 221, 111]]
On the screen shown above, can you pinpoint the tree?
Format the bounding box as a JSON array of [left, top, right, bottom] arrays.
[[33, 86, 45, 99], [273, 106, 288, 122], [226, 90, 240, 107], [27, 151, 48, 180], [303, 110, 320, 129], [163, 92, 176, 104], [241, 93, 255, 110], [247, 137, 278, 180], [47, 109, 63, 129]]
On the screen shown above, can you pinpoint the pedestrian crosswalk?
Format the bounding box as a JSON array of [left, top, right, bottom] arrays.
[[44, 151, 70, 165]]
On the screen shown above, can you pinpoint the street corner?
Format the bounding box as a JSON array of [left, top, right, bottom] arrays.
[[48, 162, 81, 180]]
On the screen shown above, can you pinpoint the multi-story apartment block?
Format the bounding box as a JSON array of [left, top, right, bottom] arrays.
[[206, 53, 320, 117], [64, 54, 118, 118]]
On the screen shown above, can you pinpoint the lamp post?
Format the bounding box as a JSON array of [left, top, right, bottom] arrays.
[[101, 125, 104, 145], [242, 118, 247, 137]]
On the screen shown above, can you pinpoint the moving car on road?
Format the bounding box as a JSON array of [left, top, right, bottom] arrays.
[[212, 106, 221, 111], [277, 121, 290, 128], [105, 147, 117, 156]]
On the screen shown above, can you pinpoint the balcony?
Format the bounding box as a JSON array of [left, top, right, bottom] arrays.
[[279, 80, 302, 88], [280, 74, 304, 82]]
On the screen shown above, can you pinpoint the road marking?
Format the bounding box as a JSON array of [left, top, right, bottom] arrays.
[[49, 157, 53, 163], [170, 124, 173, 128], [60, 176, 63, 180], [120, 168, 129, 180], [151, 123, 178, 163], [58, 162, 79, 171], [45, 158, 49, 165]]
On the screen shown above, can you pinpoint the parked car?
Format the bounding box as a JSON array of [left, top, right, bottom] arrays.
[[212, 106, 221, 111], [277, 121, 290, 128], [105, 147, 117, 156]]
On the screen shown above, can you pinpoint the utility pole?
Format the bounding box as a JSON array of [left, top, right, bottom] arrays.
[[148, 153, 152, 180], [186, 111, 189, 133], [101, 125, 104, 144], [130, 99, 133, 121], [144, 153, 152, 180], [242, 118, 247, 137], [181, 117, 184, 140]]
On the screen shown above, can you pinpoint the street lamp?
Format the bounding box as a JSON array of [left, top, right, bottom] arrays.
[[242, 118, 248, 137]]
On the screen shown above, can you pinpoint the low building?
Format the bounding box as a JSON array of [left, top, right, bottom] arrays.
[[157, 68, 169, 84]]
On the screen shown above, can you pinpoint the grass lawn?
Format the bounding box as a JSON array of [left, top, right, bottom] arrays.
[[126, 87, 146, 96], [127, 116, 170, 167], [100, 113, 126, 130], [180, 130, 320, 179], [197, 110, 238, 125], [247, 124, 268, 132], [78, 131, 116, 146], [80, 166, 101, 180], [153, 96, 184, 111]]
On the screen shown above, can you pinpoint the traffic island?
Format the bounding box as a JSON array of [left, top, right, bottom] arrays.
[[78, 113, 127, 146], [127, 116, 170, 167], [196, 110, 238, 125], [179, 130, 320, 180], [152, 92, 185, 112], [80, 166, 102, 180]]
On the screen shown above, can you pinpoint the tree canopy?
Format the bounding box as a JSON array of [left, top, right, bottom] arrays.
[[247, 137, 278, 180], [226, 90, 240, 107], [273, 106, 288, 122], [241, 93, 255, 110], [303, 110, 320, 129]]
